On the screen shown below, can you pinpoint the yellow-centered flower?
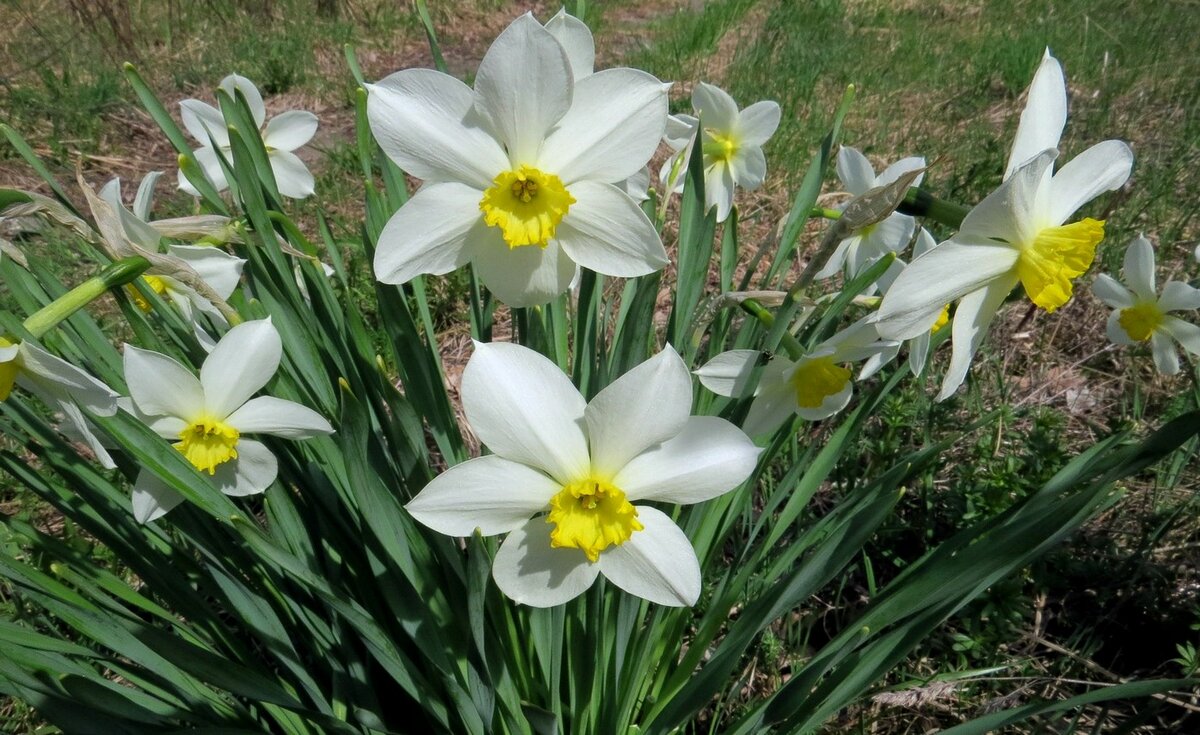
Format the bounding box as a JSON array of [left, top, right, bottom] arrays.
[[547, 477, 643, 562], [480, 166, 575, 249]]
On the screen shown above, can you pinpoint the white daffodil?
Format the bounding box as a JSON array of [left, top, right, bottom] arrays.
[[816, 147, 925, 286], [1093, 235, 1200, 374], [406, 342, 759, 607], [659, 83, 780, 223], [874, 49, 1134, 400], [1, 337, 119, 468], [697, 318, 897, 436], [367, 14, 670, 307], [178, 74, 318, 199], [101, 176, 245, 345], [123, 319, 334, 523], [860, 229, 948, 379]]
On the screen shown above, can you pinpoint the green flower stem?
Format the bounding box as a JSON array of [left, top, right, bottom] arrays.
[[739, 298, 804, 360], [896, 187, 969, 229], [22, 256, 151, 338], [809, 206, 842, 220]]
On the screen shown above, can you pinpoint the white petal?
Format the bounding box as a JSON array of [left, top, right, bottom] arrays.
[[166, 244, 245, 299], [473, 14, 571, 165], [132, 472, 185, 523], [836, 147, 875, 195], [1046, 140, 1133, 226], [731, 145, 767, 191], [851, 215, 913, 276], [473, 235, 577, 307], [366, 69, 508, 188], [133, 171, 161, 221], [492, 517, 599, 607], [622, 167, 651, 202], [461, 341, 589, 484], [555, 182, 667, 277], [741, 360, 798, 437], [53, 400, 116, 469], [219, 74, 266, 128], [664, 113, 698, 149], [225, 396, 333, 438], [537, 68, 667, 184], [269, 150, 315, 199], [706, 161, 735, 224], [737, 100, 780, 148], [1123, 234, 1157, 302], [1160, 281, 1200, 313], [691, 82, 739, 132], [815, 237, 854, 280], [212, 439, 277, 497], [123, 344, 204, 419], [180, 146, 230, 194], [616, 417, 758, 504], [200, 319, 281, 419], [406, 455, 559, 536], [262, 110, 317, 152], [695, 350, 761, 398], [1106, 309, 1136, 346], [179, 99, 229, 147], [963, 149, 1057, 246], [19, 342, 118, 416], [545, 8, 595, 79], [877, 156, 927, 189], [1162, 316, 1200, 356], [1151, 331, 1180, 375], [908, 332, 932, 377], [373, 182, 488, 284], [1005, 49, 1066, 180], [100, 178, 161, 251], [937, 275, 1017, 401], [874, 238, 1019, 340], [795, 377, 853, 421], [598, 506, 700, 607], [585, 347, 692, 478], [1091, 274, 1135, 309]]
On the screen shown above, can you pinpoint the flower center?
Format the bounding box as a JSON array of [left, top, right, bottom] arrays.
[[174, 415, 240, 474], [1118, 302, 1163, 342], [127, 275, 170, 312], [702, 131, 738, 164], [0, 337, 19, 401], [480, 165, 575, 249], [546, 477, 643, 563], [1016, 218, 1105, 313], [790, 356, 851, 409], [930, 304, 950, 335]]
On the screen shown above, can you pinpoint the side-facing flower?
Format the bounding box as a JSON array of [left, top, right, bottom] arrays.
[[816, 147, 925, 284], [101, 176, 244, 343], [1093, 235, 1200, 374], [1, 337, 119, 468], [123, 319, 334, 522], [697, 318, 896, 436], [367, 14, 669, 307], [178, 74, 318, 199], [406, 342, 759, 607], [874, 49, 1134, 400], [660, 83, 780, 223]]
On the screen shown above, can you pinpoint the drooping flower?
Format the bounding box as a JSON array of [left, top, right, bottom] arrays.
[[405, 342, 759, 607], [1, 337, 119, 468], [874, 49, 1134, 400], [659, 82, 781, 223], [123, 319, 333, 522], [367, 13, 670, 307], [1093, 235, 1200, 374], [816, 147, 925, 286], [100, 175, 245, 347], [696, 318, 896, 436], [178, 74, 318, 199]]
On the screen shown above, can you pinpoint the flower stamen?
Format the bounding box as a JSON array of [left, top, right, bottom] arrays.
[[1118, 302, 1163, 342], [175, 416, 240, 474], [547, 477, 642, 562], [790, 356, 851, 409], [480, 165, 575, 249]]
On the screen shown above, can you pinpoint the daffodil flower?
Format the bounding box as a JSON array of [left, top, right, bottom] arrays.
[[178, 74, 318, 199], [1093, 235, 1200, 374], [874, 49, 1134, 400], [405, 342, 759, 607], [660, 83, 780, 223], [123, 319, 334, 523], [697, 318, 897, 436], [1, 337, 119, 468], [367, 14, 670, 307], [101, 176, 245, 345], [816, 147, 925, 286]]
